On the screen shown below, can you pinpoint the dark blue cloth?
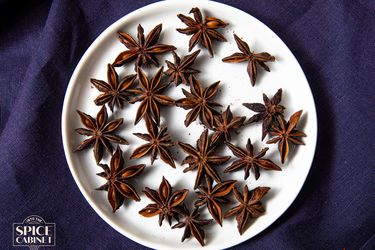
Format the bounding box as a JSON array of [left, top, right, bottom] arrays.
[[1, 0, 374, 249]]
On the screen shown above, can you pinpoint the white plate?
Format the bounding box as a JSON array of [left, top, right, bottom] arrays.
[[61, 0, 317, 249]]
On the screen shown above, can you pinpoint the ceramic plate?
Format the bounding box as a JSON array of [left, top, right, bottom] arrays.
[[62, 0, 317, 249]]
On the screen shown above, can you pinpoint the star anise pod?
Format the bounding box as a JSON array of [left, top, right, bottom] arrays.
[[164, 50, 200, 86], [178, 129, 231, 189], [113, 24, 176, 69], [195, 178, 236, 226], [90, 64, 137, 112], [74, 106, 128, 164], [96, 146, 145, 212], [225, 138, 281, 180], [267, 110, 306, 163], [139, 177, 188, 226], [243, 88, 285, 140], [129, 67, 174, 125], [172, 204, 213, 246], [176, 75, 221, 129], [177, 7, 227, 57], [130, 117, 176, 168], [222, 34, 275, 86], [225, 185, 270, 235], [211, 106, 246, 145]]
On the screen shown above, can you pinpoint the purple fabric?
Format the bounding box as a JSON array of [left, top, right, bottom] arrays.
[[1, 0, 374, 249]]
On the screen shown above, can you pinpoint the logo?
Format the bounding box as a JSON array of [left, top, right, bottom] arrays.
[[13, 215, 55, 249]]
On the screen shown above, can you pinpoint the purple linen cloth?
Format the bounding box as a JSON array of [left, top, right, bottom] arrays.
[[0, 0, 374, 249]]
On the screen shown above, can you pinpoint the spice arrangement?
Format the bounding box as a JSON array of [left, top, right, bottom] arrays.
[[73, 7, 306, 247]]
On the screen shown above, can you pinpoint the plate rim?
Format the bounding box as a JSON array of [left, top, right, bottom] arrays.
[[61, 0, 318, 249]]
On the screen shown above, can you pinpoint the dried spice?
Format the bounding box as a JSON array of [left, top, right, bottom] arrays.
[[172, 204, 213, 246], [129, 67, 174, 125], [176, 75, 221, 129], [225, 185, 270, 235], [113, 24, 176, 69], [211, 106, 246, 145], [131, 117, 176, 168], [177, 7, 227, 56], [267, 110, 306, 163], [74, 105, 128, 164], [222, 34, 275, 86], [139, 177, 188, 226], [195, 178, 236, 226], [225, 138, 281, 180], [90, 64, 137, 112], [243, 88, 285, 140], [178, 129, 231, 189], [164, 50, 200, 86], [96, 146, 145, 212]]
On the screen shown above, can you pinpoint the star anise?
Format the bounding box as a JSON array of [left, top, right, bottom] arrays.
[[267, 110, 306, 163], [74, 105, 128, 164], [129, 67, 174, 125], [177, 7, 227, 57], [139, 177, 188, 226], [90, 64, 137, 112], [195, 178, 236, 226], [211, 106, 246, 145], [96, 146, 145, 212], [225, 138, 281, 180], [113, 24, 176, 69], [130, 117, 176, 168], [176, 75, 221, 129], [164, 50, 200, 86], [172, 204, 213, 246], [243, 88, 285, 140], [178, 129, 231, 189], [222, 34, 275, 86], [225, 185, 270, 235]]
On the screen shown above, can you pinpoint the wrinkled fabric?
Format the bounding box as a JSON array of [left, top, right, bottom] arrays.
[[0, 0, 374, 249]]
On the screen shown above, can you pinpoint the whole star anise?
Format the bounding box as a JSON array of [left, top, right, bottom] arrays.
[[211, 106, 246, 145], [130, 117, 176, 168], [113, 24, 176, 69], [225, 138, 281, 180], [225, 185, 270, 235], [176, 75, 221, 129], [164, 50, 200, 86], [90, 64, 137, 112], [222, 34, 275, 86], [139, 177, 188, 226], [243, 88, 285, 140], [177, 7, 227, 57], [195, 178, 236, 226], [129, 67, 174, 125], [172, 204, 213, 246], [267, 110, 306, 163], [96, 146, 145, 212], [74, 105, 128, 164], [178, 129, 231, 189]]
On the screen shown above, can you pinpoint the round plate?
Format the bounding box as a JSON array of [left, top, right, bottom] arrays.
[[61, 0, 317, 249]]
